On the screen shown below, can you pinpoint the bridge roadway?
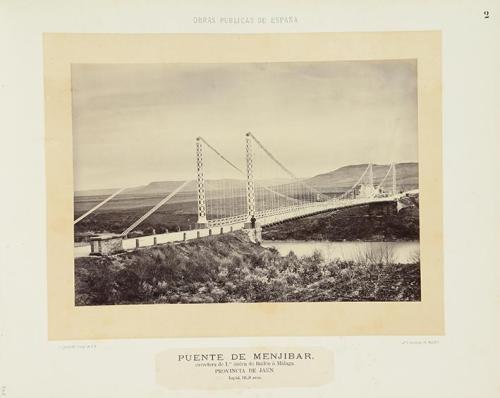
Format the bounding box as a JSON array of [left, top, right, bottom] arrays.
[[74, 195, 402, 258]]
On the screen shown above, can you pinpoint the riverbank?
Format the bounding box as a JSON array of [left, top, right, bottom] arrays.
[[75, 231, 420, 305], [262, 202, 419, 241]]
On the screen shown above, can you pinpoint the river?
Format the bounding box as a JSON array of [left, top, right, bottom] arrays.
[[261, 240, 420, 264]]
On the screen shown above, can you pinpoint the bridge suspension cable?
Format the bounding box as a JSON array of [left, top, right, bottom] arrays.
[[375, 163, 392, 190], [197, 137, 248, 226], [248, 132, 333, 202], [198, 136, 307, 226], [121, 180, 192, 236], [338, 163, 372, 199], [375, 163, 397, 194], [74, 187, 126, 224], [197, 137, 242, 174]]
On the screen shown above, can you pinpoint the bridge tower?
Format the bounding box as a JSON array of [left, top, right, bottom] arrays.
[[195, 137, 208, 228], [392, 162, 397, 195], [245, 132, 256, 221]]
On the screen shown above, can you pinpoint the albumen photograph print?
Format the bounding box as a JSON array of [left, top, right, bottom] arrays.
[[72, 60, 420, 306]]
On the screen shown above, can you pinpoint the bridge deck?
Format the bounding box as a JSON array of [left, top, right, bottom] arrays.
[[74, 195, 403, 258]]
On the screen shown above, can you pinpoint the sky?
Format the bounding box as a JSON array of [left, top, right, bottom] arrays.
[[72, 60, 417, 191]]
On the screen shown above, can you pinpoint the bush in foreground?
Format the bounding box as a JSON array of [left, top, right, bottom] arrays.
[[75, 232, 420, 306]]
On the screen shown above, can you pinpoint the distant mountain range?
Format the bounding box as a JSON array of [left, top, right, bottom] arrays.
[[75, 162, 418, 197]]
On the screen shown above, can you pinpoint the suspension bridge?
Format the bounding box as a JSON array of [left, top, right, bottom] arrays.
[[74, 132, 415, 257]]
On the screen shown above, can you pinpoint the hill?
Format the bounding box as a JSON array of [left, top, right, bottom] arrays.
[[304, 162, 418, 193]]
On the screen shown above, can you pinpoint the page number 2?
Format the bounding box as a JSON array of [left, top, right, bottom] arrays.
[[484, 10, 490, 18]]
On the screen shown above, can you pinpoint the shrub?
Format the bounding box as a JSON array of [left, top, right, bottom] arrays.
[[74, 232, 421, 305]]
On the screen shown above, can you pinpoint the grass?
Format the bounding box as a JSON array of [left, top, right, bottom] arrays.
[[75, 232, 421, 306]]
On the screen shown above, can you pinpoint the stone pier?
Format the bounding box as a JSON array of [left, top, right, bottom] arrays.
[[89, 234, 124, 256]]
